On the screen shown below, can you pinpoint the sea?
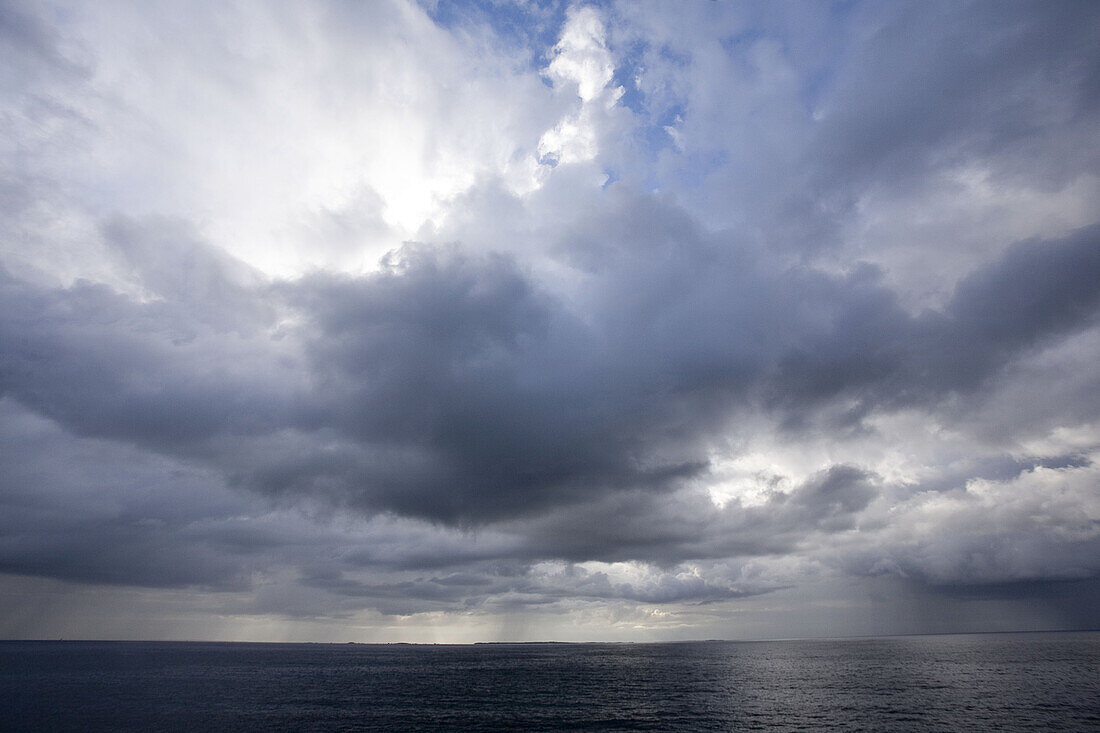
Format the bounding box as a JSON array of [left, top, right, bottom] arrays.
[[1, 632, 1097, 731]]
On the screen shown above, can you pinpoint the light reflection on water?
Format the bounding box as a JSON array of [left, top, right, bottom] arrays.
[[2, 632, 1098, 731]]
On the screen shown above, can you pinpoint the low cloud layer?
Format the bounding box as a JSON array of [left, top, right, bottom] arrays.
[[1, 0, 1098, 640]]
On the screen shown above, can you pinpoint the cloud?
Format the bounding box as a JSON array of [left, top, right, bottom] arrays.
[[2, 211, 1099, 532], [1, 0, 1099, 639], [848, 456, 1100, 587], [0, 399, 260, 589], [537, 5, 623, 169]]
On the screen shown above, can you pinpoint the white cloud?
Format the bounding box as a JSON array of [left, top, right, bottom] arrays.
[[3, 0, 562, 280], [544, 6, 615, 103], [536, 6, 622, 168]]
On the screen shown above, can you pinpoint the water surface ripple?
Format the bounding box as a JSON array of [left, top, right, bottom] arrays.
[[2, 632, 1098, 731]]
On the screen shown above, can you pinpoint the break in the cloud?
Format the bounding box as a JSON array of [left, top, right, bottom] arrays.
[[1, 0, 1098, 641]]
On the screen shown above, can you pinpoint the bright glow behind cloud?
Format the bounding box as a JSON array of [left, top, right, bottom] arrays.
[[16, 0, 569, 279]]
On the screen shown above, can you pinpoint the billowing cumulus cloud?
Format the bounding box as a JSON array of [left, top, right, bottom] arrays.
[[1, 0, 1098, 641]]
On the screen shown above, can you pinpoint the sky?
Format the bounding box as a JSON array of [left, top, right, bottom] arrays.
[[1, 0, 1099, 642]]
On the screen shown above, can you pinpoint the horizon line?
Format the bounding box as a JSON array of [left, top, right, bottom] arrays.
[[4, 628, 1097, 646]]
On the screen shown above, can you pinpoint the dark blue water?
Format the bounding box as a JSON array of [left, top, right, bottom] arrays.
[[2, 632, 1098, 731]]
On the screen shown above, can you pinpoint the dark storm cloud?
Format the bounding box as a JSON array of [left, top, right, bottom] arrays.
[[927, 225, 1100, 383], [0, 513, 251, 590], [0, 401, 271, 589], [2, 214, 1099, 536], [280, 238, 713, 522], [896, 576, 1100, 639], [771, 223, 1100, 415], [272, 215, 1100, 524], [509, 465, 878, 565], [812, 1, 1100, 191], [0, 218, 291, 452], [847, 531, 1100, 607]]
